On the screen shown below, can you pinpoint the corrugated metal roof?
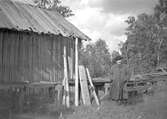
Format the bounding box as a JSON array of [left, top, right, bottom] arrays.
[[0, 0, 90, 40]]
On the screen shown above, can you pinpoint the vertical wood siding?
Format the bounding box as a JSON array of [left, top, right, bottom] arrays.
[[0, 30, 75, 83]]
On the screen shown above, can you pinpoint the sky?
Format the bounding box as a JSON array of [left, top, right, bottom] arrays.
[[14, 0, 159, 52], [62, 0, 158, 52]]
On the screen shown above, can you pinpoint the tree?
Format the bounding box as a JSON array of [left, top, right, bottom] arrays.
[[153, 0, 167, 65], [123, 14, 158, 74], [80, 39, 112, 78], [121, 0, 167, 74], [34, 0, 74, 17]]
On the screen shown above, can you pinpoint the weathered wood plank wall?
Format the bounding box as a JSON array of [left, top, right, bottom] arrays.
[[0, 29, 75, 83]]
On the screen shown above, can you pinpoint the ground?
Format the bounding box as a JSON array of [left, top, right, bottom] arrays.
[[65, 81, 167, 119], [1, 81, 167, 119]]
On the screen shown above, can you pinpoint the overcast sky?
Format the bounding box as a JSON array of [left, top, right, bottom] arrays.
[[62, 0, 158, 51], [14, 0, 159, 51]]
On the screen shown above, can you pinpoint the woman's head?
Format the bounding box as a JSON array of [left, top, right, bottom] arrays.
[[116, 60, 122, 64], [113, 55, 123, 64]]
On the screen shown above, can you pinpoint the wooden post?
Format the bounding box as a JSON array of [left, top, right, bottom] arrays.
[[18, 88, 25, 113], [71, 48, 74, 79], [63, 45, 70, 107], [68, 47, 74, 80], [68, 56, 72, 79], [75, 38, 79, 106]]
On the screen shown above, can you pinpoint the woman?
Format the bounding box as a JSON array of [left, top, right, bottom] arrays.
[[110, 56, 130, 104]]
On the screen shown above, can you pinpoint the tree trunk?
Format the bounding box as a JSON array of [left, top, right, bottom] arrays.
[[157, 38, 164, 66]]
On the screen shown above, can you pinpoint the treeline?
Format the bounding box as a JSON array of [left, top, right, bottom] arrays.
[[80, 39, 112, 78], [121, 0, 167, 74], [80, 0, 167, 78], [32, 0, 74, 17]]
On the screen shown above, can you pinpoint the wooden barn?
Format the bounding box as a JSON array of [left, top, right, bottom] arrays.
[[0, 0, 90, 84]]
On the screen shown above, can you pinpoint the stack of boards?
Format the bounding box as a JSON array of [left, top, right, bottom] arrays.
[[62, 65, 100, 107], [79, 65, 100, 106]]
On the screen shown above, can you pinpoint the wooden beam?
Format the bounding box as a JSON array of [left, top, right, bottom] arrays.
[[68, 47, 74, 80], [68, 56, 72, 79], [75, 38, 79, 106], [71, 48, 74, 79], [63, 45, 70, 107], [79, 65, 91, 105], [86, 68, 100, 106]]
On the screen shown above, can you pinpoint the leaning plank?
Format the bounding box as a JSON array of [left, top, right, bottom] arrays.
[[62, 45, 70, 107], [86, 68, 100, 106], [79, 65, 91, 105]]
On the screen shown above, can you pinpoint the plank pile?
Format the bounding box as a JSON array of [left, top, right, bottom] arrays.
[[124, 71, 167, 99], [78, 65, 100, 106], [131, 72, 167, 82], [62, 65, 100, 107]]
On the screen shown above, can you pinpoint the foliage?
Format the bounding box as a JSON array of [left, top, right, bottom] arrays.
[[80, 39, 112, 78], [34, 0, 74, 17], [121, 0, 167, 74]]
